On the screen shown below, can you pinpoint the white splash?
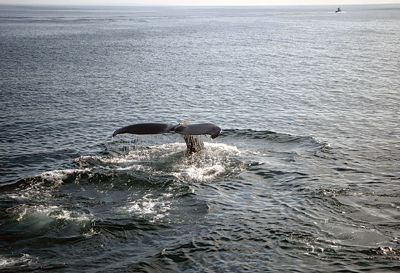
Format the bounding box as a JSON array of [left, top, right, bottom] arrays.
[[0, 254, 38, 268], [14, 204, 93, 223], [119, 193, 172, 221], [40, 168, 88, 182], [204, 142, 241, 154], [76, 141, 242, 183], [172, 143, 241, 182], [175, 164, 226, 182], [8, 168, 88, 201]]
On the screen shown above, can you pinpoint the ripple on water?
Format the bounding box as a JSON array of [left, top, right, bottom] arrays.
[[0, 140, 244, 263], [1, 125, 399, 272]]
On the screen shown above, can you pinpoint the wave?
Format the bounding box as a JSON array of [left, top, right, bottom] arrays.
[[220, 129, 329, 156], [0, 254, 38, 270], [221, 129, 319, 143], [0, 129, 330, 245], [0, 140, 243, 245], [1, 128, 329, 191]]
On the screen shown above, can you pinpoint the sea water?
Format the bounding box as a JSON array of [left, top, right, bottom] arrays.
[[0, 5, 399, 272]]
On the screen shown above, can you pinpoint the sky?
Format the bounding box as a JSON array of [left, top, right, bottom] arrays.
[[0, 0, 399, 6]]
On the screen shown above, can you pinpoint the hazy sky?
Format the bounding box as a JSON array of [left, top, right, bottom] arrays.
[[1, 0, 399, 5]]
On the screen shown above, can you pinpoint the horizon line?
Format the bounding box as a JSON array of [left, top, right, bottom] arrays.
[[1, 2, 399, 7]]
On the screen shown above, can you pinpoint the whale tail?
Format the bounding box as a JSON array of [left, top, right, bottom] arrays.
[[112, 122, 221, 154]]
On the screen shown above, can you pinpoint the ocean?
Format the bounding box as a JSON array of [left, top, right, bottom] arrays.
[[0, 4, 399, 272]]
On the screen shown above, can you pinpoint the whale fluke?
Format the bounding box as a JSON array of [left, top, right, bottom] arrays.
[[112, 123, 175, 137], [174, 123, 221, 139], [112, 122, 221, 154]]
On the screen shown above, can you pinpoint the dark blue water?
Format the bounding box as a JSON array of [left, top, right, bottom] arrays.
[[1, 5, 399, 272]]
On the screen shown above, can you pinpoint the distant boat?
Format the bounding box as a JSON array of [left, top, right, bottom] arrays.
[[335, 7, 342, 13]]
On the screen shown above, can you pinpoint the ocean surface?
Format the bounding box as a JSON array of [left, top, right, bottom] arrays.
[[0, 4, 399, 272]]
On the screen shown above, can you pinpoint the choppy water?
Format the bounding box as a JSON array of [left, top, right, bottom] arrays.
[[1, 4, 399, 272]]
